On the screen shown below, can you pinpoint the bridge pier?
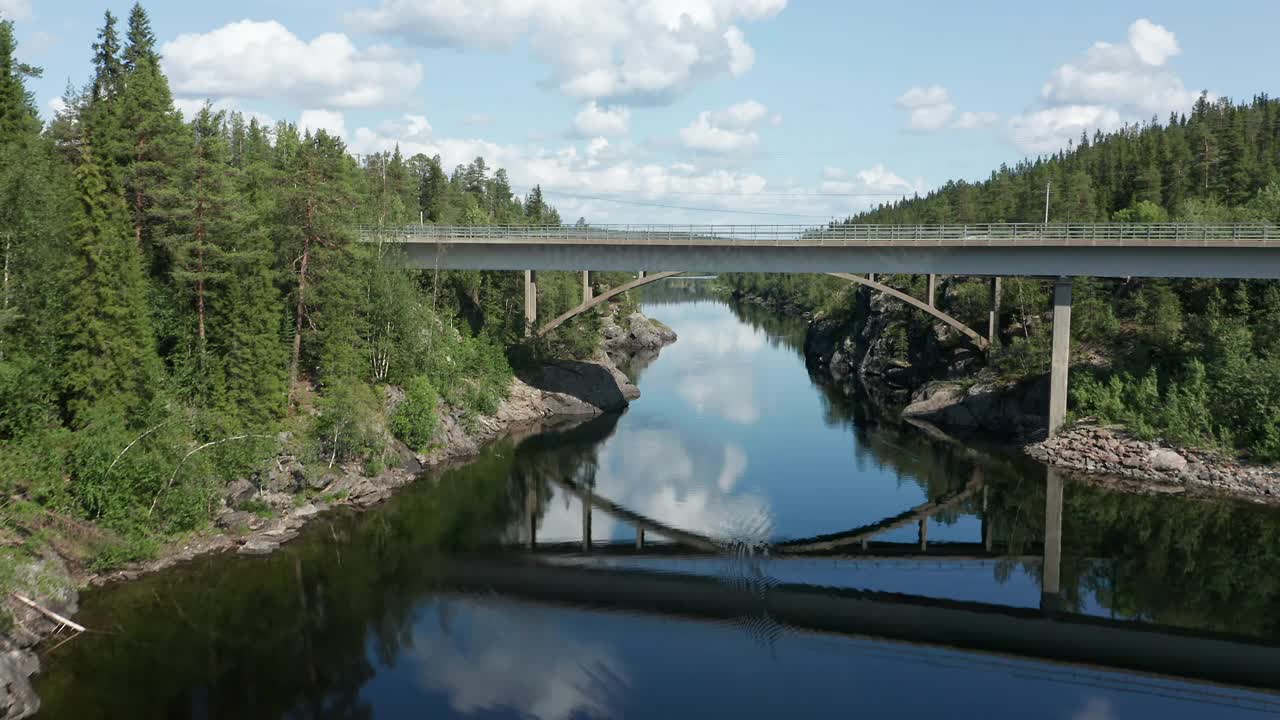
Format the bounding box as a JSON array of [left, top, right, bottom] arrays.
[[1041, 468, 1064, 613], [1049, 276, 1072, 436], [636, 527, 645, 550], [582, 271, 592, 303], [526, 480, 538, 550], [927, 274, 937, 307], [918, 518, 928, 551], [988, 277, 1002, 347], [581, 485, 593, 553], [524, 270, 538, 335]]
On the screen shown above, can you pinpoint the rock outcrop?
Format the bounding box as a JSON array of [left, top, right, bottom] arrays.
[[902, 377, 1048, 437], [1026, 424, 1280, 502], [1, 553, 77, 719], [602, 311, 677, 355]]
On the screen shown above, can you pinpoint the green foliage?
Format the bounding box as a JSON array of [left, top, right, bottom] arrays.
[[307, 381, 386, 469], [1113, 199, 1169, 223], [390, 376, 439, 452]]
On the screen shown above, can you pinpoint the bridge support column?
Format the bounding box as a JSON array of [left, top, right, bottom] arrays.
[[1041, 468, 1064, 613], [581, 485, 593, 553], [918, 518, 928, 551], [523, 270, 538, 336], [582, 271, 592, 303], [988, 277, 1002, 347], [927, 274, 937, 307], [638, 270, 646, 279], [526, 481, 538, 550], [1049, 277, 1072, 436], [636, 527, 645, 550]]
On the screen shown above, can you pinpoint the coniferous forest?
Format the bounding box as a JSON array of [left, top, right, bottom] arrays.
[[726, 94, 1280, 462], [0, 8, 617, 560]]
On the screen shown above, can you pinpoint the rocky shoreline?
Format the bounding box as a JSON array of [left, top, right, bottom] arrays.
[[0, 310, 675, 720], [1026, 424, 1280, 503], [791, 288, 1280, 504]]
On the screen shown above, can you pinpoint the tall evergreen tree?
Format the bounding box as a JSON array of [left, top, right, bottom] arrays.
[[62, 143, 161, 426]]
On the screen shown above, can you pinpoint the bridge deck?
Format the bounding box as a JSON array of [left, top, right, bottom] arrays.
[[364, 223, 1280, 279]]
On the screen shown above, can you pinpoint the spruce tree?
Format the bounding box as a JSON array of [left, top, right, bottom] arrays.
[[62, 142, 161, 426], [120, 3, 186, 272]]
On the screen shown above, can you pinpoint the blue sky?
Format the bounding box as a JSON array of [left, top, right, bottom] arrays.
[[6, 1, 1280, 223]]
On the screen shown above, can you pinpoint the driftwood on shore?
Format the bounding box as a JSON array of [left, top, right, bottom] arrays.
[[10, 592, 86, 634]]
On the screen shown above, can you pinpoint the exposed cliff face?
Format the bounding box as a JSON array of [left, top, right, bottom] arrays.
[[902, 378, 1049, 437], [805, 291, 989, 415]]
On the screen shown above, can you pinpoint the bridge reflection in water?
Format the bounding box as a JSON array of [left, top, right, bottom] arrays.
[[494, 463, 1280, 694]]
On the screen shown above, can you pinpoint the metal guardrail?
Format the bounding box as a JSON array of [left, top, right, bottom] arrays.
[[355, 223, 1280, 247]]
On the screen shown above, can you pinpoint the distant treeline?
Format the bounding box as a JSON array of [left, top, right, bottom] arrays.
[[727, 94, 1280, 461]]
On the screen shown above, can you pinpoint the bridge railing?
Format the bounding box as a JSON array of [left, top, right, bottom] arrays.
[[355, 223, 1280, 245]]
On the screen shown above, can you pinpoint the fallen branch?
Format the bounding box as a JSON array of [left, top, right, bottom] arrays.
[[149, 434, 275, 517], [10, 592, 86, 633], [108, 419, 175, 474]]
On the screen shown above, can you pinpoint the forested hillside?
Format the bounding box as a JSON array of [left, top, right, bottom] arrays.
[[727, 94, 1280, 462], [0, 8, 614, 562]]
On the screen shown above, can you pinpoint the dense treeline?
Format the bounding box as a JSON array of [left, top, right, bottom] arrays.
[[727, 94, 1280, 461], [0, 8, 608, 560]]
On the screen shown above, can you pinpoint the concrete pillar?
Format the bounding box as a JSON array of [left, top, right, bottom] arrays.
[[635, 527, 645, 550], [523, 270, 538, 335], [582, 271, 592, 303], [918, 517, 928, 551], [526, 482, 538, 551], [1041, 468, 1064, 613], [581, 485, 592, 553], [988, 277, 1002, 347], [1049, 276, 1073, 436], [927, 274, 937, 307], [867, 272, 876, 284], [982, 485, 992, 553], [638, 270, 646, 279]]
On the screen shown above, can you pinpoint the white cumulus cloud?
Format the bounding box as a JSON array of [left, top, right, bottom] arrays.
[[1009, 105, 1124, 154], [0, 0, 30, 20], [1012, 18, 1200, 153], [345, 0, 787, 103], [678, 100, 775, 154], [161, 20, 423, 109], [299, 109, 348, 139], [896, 86, 997, 131], [572, 102, 631, 137]]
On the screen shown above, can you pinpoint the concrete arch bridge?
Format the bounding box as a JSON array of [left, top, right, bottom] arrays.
[[360, 222, 1280, 434]]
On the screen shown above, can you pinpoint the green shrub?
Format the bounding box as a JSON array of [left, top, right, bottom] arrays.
[[391, 376, 439, 452], [308, 381, 386, 469]]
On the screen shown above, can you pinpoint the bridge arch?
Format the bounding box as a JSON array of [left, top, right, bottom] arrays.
[[537, 271, 988, 350], [825, 273, 990, 350], [538, 271, 686, 335]]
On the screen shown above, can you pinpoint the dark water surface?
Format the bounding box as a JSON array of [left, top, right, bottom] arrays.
[[35, 282, 1280, 718]]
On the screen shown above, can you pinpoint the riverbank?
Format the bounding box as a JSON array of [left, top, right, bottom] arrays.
[[741, 285, 1280, 507], [1026, 424, 1280, 504], [0, 310, 676, 720]]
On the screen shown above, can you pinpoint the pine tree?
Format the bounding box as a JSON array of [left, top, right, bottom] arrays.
[[156, 105, 236, 402], [62, 143, 161, 426], [281, 130, 361, 393]]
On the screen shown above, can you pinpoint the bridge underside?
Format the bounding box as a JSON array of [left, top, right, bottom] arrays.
[[403, 241, 1280, 280]]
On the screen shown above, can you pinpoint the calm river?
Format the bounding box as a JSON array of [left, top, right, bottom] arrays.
[[34, 281, 1280, 718]]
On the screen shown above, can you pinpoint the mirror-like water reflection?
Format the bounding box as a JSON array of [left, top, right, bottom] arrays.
[[33, 283, 1280, 718]]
